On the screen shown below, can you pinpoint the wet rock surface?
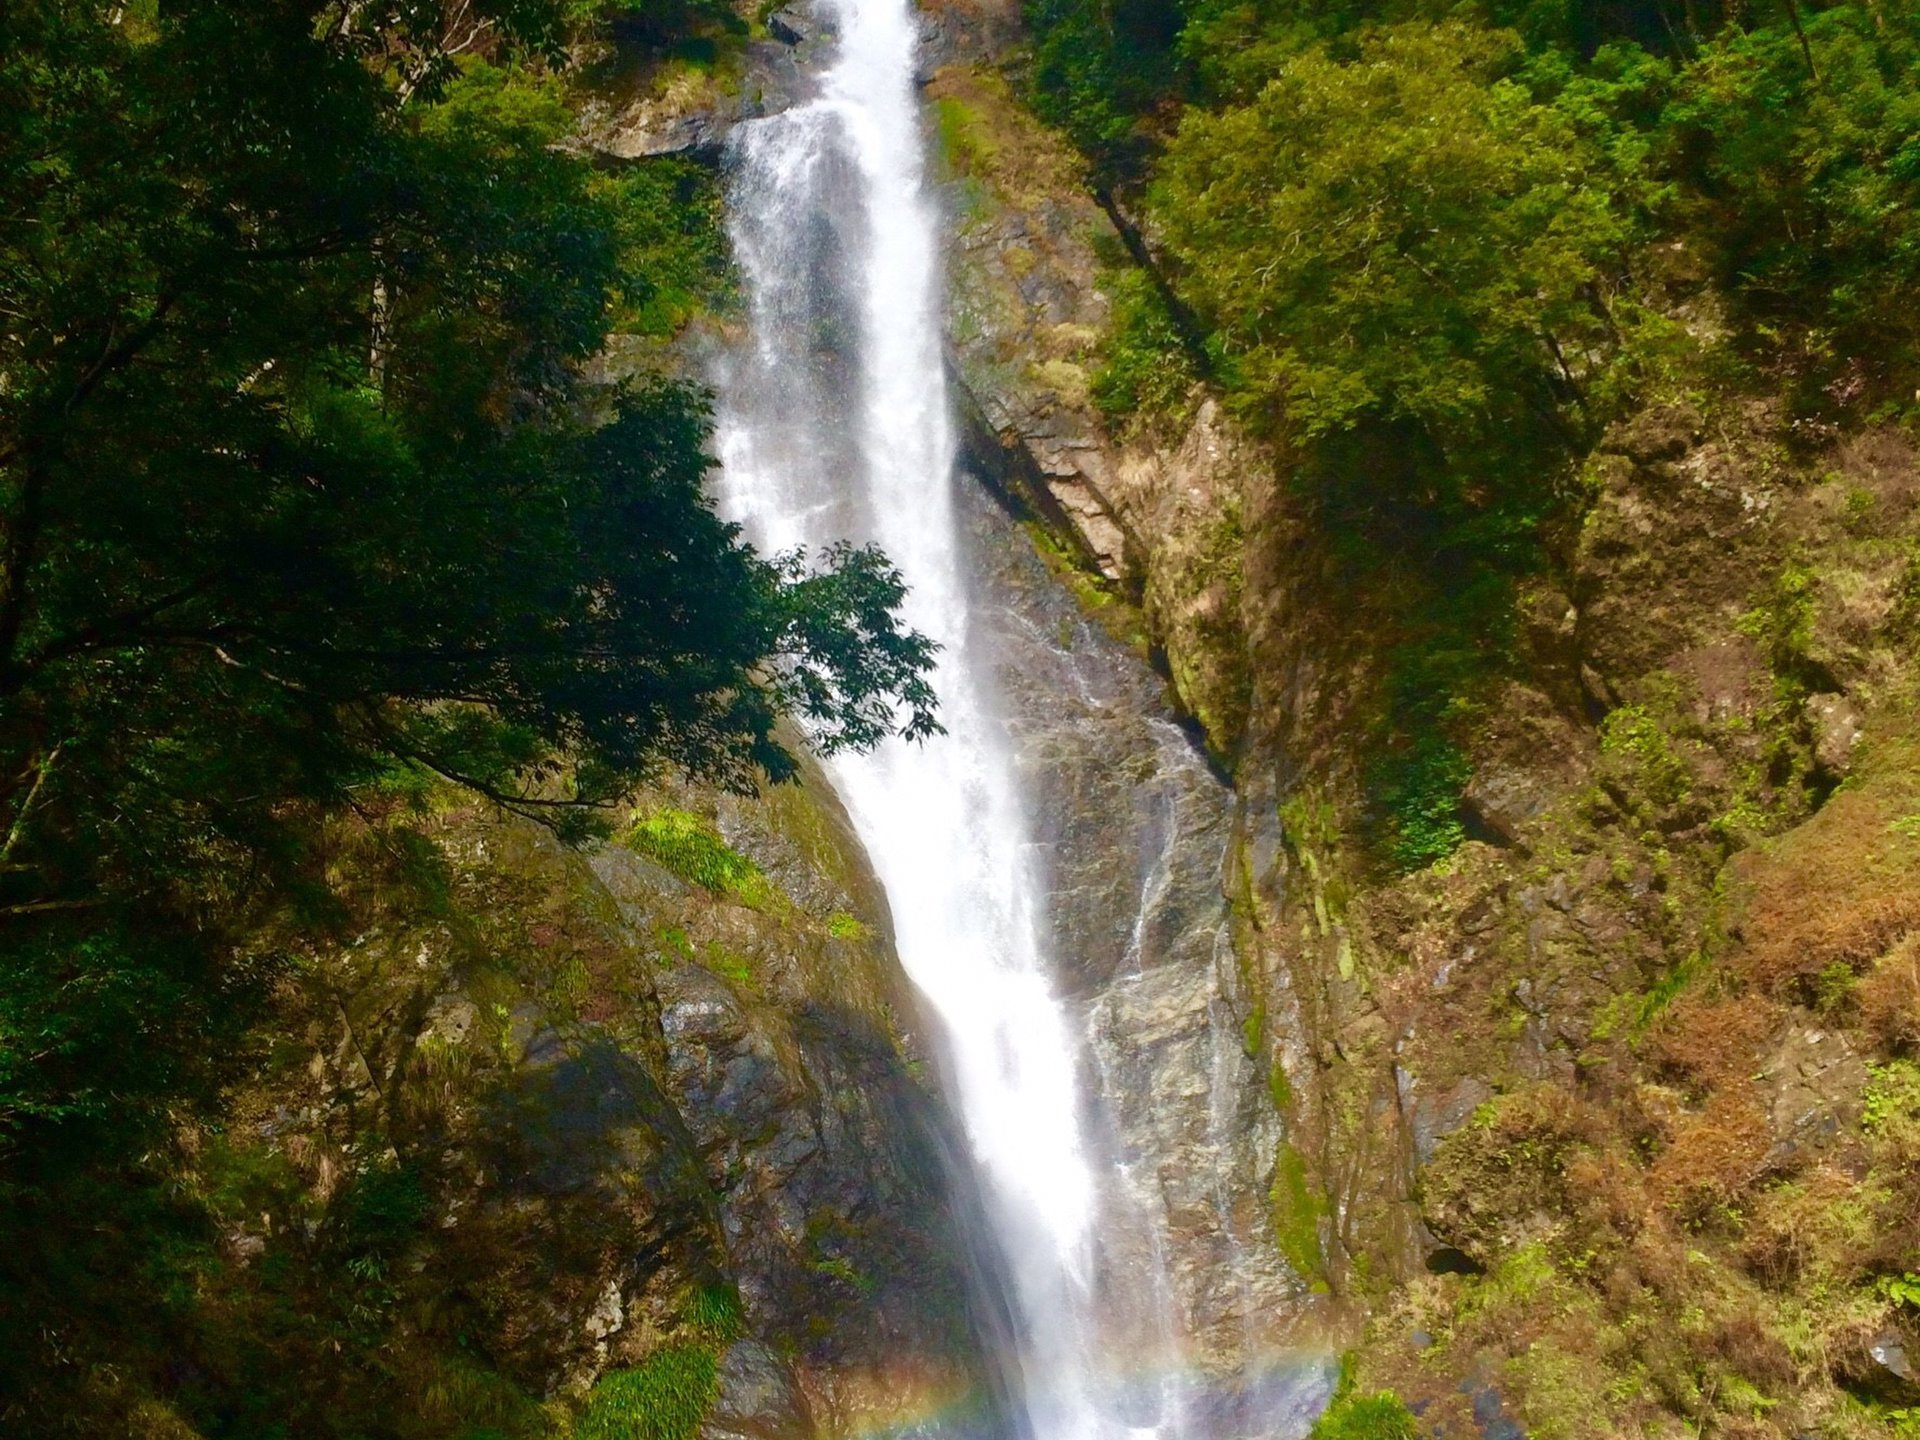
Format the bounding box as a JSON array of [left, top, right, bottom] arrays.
[[955, 475, 1319, 1395]]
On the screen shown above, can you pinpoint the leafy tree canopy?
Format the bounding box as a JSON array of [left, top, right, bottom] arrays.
[[1156, 21, 1657, 501], [0, 0, 936, 1150]]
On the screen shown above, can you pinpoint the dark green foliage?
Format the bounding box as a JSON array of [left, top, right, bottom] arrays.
[[0, 0, 934, 1144], [1662, 3, 1920, 404], [1025, 0, 1188, 171], [1091, 268, 1201, 433], [1369, 733, 1473, 872], [0, 1, 935, 1426]]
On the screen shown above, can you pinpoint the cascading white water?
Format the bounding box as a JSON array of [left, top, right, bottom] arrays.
[[709, 2, 1174, 1437]]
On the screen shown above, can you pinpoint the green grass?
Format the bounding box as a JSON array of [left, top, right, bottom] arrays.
[[825, 911, 870, 941], [681, 1282, 745, 1342], [1310, 1391, 1418, 1440], [1311, 1356, 1418, 1440], [624, 809, 772, 906], [574, 1346, 719, 1440]]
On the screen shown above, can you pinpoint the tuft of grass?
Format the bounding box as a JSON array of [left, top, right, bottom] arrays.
[[825, 911, 870, 941], [681, 1282, 744, 1343], [624, 809, 772, 906], [1311, 1357, 1418, 1440], [574, 1345, 719, 1440]]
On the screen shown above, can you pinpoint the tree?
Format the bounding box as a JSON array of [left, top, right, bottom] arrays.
[[0, 0, 935, 1146], [1156, 21, 1651, 509], [1662, 0, 1920, 395]]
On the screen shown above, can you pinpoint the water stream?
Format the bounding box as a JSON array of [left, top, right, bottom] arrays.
[[709, 2, 1295, 1435]]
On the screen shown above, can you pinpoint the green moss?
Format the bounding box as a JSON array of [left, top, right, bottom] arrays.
[[1309, 1392, 1417, 1440], [1242, 993, 1267, 1056], [1282, 789, 1358, 952], [1269, 1059, 1295, 1115], [1270, 1141, 1327, 1289], [1598, 704, 1692, 812], [599, 156, 734, 339], [933, 94, 997, 175], [1019, 518, 1151, 656], [1736, 559, 1821, 694], [1462, 1241, 1558, 1318], [825, 911, 870, 941], [701, 942, 756, 992], [1311, 1359, 1417, 1440], [574, 1345, 719, 1440], [624, 809, 773, 906], [808, 1253, 873, 1294]]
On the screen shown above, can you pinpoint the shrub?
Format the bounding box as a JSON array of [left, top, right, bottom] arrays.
[[1662, 2, 1920, 401], [1156, 21, 1649, 485]]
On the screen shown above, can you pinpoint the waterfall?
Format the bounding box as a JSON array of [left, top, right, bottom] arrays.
[[709, 1, 1188, 1436]]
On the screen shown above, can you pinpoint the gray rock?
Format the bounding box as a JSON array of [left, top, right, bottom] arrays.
[[1405, 1074, 1493, 1167], [1760, 1025, 1868, 1169], [766, 8, 814, 45], [1807, 691, 1866, 775], [959, 477, 1314, 1403], [1871, 1331, 1916, 1384], [1605, 401, 1703, 465], [702, 1340, 814, 1440]]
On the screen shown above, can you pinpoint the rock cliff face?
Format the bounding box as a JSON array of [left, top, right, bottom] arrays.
[[932, 28, 1920, 1436], [958, 476, 1326, 1414], [198, 767, 1012, 1440]]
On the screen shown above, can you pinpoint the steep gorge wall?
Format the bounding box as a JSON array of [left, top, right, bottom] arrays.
[[928, 19, 1920, 1437]]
